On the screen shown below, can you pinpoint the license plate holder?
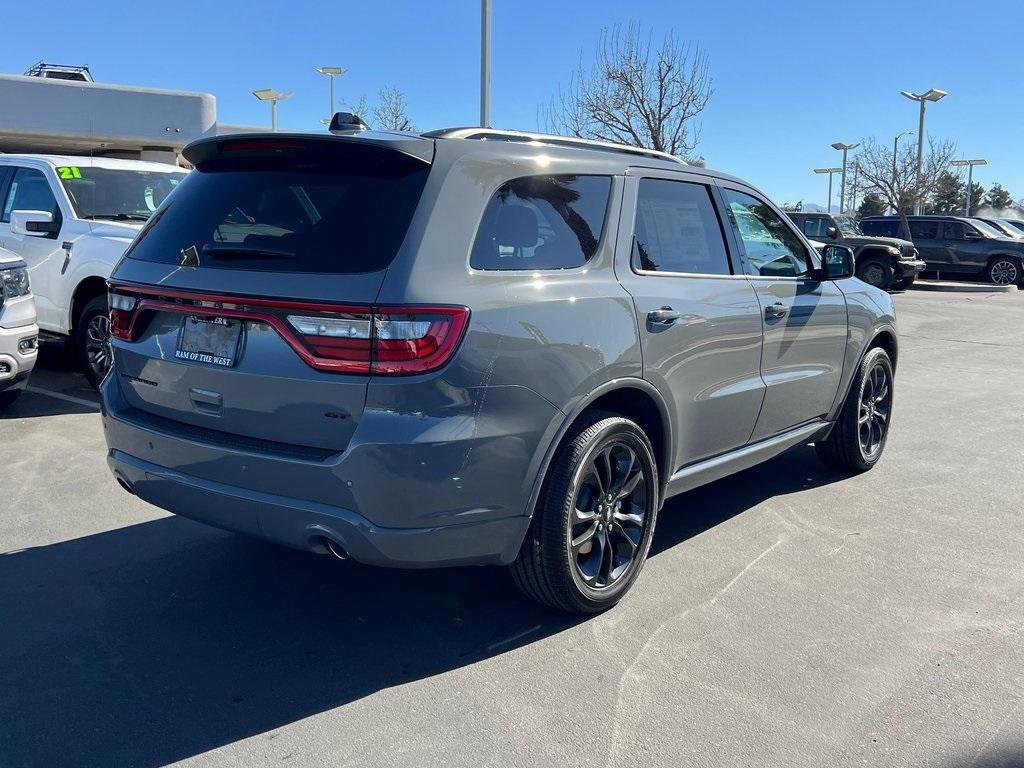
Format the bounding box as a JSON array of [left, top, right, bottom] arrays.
[[175, 315, 242, 368]]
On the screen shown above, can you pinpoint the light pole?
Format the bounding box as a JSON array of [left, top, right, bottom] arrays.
[[316, 66, 346, 125], [951, 158, 987, 216], [831, 141, 860, 213], [480, 0, 491, 127], [900, 88, 948, 214], [252, 88, 293, 131], [892, 131, 913, 214], [814, 167, 843, 213]]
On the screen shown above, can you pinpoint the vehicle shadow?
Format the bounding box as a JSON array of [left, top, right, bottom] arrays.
[[0, 445, 843, 767], [0, 346, 99, 420]]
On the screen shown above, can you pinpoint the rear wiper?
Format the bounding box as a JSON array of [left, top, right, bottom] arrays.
[[83, 213, 150, 221], [201, 244, 296, 260]]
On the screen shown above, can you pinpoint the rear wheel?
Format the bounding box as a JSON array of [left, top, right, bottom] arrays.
[[856, 259, 894, 291], [815, 346, 894, 473], [511, 415, 659, 614], [75, 295, 111, 389], [986, 257, 1021, 286]]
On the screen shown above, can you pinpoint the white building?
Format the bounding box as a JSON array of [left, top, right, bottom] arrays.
[[0, 63, 263, 165]]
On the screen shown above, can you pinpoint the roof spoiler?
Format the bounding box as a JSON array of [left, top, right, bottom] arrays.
[[182, 131, 434, 166]]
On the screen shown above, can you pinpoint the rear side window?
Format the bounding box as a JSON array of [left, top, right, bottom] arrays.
[[909, 221, 939, 239], [632, 178, 731, 275], [470, 175, 611, 270], [799, 218, 824, 237], [124, 157, 429, 273]]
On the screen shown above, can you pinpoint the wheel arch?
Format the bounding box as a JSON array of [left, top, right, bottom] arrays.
[[525, 378, 674, 519], [69, 276, 109, 333]]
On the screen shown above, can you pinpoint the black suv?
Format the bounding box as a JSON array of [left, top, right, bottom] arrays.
[[861, 215, 1024, 286], [788, 212, 925, 291]]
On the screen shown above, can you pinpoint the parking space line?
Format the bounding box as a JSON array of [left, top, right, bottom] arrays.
[[24, 386, 101, 410]]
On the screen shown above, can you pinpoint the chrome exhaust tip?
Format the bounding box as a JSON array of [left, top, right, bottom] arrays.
[[325, 538, 350, 561]]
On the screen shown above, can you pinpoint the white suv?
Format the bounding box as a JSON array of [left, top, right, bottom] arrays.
[[0, 247, 37, 407], [0, 155, 187, 386]]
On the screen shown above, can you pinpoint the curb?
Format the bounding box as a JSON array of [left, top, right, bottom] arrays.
[[910, 280, 1018, 294]]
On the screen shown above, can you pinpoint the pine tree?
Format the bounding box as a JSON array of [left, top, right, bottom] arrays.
[[856, 192, 886, 219], [928, 171, 963, 214], [982, 183, 1014, 211]]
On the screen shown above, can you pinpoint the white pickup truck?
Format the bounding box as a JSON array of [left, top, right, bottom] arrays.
[[0, 155, 186, 386]]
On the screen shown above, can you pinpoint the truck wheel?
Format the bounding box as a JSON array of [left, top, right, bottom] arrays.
[[76, 295, 111, 389], [815, 346, 894, 473], [511, 415, 659, 614], [856, 259, 894, 291], [986, 257, 1021, 286]]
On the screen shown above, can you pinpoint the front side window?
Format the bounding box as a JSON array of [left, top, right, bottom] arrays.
[[941, 222, 965, 240], [60, 167, 186, 221], [632, 178, 731, 275], [723, 189, 812, 277], [470, 175, 611, 270], [2, 167, 57, 223], [800, 218, 824, 238]]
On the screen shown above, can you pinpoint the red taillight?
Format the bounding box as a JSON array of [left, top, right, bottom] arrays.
[[106, 284, 469, 376]]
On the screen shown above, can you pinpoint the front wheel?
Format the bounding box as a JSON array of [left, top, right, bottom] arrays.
[[75, 295, 111, 389], [856, 259, 895, 291], [815, 346, 894, 473], [986, 257, 1021, 286], [511, 415, 659, 614]]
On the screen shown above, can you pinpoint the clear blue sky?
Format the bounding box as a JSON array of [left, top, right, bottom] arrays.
[[4, 0, 1023, 207]]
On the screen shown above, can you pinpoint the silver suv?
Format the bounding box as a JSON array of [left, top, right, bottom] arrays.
[[102, 123, 898, 613]]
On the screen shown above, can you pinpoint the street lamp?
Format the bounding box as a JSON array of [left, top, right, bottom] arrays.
[[900, 88, 948, 214], [892, 130, 914, 214], [252, 88, 293, 131], [831, 141, 860, 213], [480, 0, 491, 127], [951, 158, 987, 216], [316, 66, 346, 125], [814, 167, 844, 213]]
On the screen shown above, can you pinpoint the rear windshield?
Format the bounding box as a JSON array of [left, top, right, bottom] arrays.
[[124, 158, 429, 273]]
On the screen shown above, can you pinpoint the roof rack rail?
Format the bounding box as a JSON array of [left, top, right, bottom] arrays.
[[422, 127, 686, 165]]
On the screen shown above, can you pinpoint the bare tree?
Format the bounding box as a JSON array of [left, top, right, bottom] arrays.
[[544, 24, 712, 160], [373, 86, 415, 132], [854, 136, 957, 223]]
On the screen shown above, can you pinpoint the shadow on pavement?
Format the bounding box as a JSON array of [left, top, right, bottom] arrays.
[[0, 445, 843, 767]]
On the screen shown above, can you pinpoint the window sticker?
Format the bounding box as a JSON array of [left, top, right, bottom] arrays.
[[56, 166, 83, 180]]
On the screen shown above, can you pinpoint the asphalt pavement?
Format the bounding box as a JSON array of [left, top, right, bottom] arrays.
[[1, 290, 1022, 768]]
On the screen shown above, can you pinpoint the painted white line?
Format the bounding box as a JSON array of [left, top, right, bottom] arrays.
[[24, 386, 100, 410]]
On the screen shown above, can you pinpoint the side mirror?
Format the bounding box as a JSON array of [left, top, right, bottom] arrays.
[[11, 210, 58, 238], [826, 226, 838, 239], [964, 229, 981, 240], [822, 244, 855, 280]]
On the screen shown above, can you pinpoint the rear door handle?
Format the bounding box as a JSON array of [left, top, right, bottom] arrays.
[[764, 302, 789, 319], [647, 307, 681, 324]]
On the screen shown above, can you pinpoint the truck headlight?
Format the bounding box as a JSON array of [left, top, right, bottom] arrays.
[[886, 246, 901, 256], [0, 264, 31, 299]]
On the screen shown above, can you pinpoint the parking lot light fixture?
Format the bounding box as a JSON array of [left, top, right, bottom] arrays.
[[901, 88, 948, 214], [252, 88, 294, 131], [315, 66, 346, 126], [815, 167, 844, 214], [951, 158, 988, 216], [832, 141, 860, 213]]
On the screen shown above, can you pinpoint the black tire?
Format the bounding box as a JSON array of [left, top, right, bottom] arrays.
[[856, 259, 895, 291], [891, 276, 916, 292], [75, 295, 111, 389], [815, 346, 894, 473], [511, 415, 659, 614], [986, 257, 1021, 286], [0, 389, 22, 409]]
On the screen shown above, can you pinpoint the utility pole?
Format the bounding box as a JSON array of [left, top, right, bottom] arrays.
[[900, 89, 948, 214], [832, 142, 860, 213], [951, 158, 988, 216], [480, 0, 491, 127]]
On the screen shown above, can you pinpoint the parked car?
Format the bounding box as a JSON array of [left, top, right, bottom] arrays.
[[976, 217, 1024, 240], [0, 155, 187, 387], [861, 215, 1024, 285], [101, 124, 898, 613], [787, 211, 925, 291], [997, 218, 1024, 235], [0, 246, 38, 407]]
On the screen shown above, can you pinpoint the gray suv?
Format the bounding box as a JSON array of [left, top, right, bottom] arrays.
[[102, 123, 898, 613]]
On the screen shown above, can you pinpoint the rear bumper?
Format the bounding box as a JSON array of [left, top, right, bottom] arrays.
[[101, 371, 557, 568], [107, 449, 530, 567]]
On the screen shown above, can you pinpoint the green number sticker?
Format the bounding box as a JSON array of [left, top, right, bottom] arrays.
[[56, 166, 83, 180]]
